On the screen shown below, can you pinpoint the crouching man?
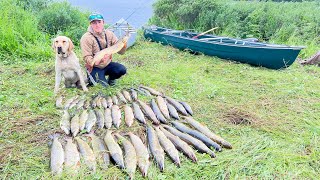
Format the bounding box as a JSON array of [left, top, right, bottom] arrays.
[[80, 13, 127, 87]]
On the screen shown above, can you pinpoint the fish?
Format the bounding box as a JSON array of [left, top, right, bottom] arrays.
[[101, 97, 108, 109], [183, 116, 232, 149], [106, 96, 113, 108], [159, 126, 197, 163], [111, 105, 121, 129], [75, 137, 96, 171], [96, 96, 102, 109], [87, 133, 110, 170], [124, 105, 135, 127], [83, 99, 91, 109], [64, 137, 80, 172], [165, 96, 188, 116], [76, 98, 86, 110], [90, 34, 129, 66], [114, 133, 137, 179], [103, 130, 125, 169], [104, 108, 113, 129], [171, 121, 222, 152], [70, 114, 80, 137], [132, 102, 146, 124], [79, 109, 88, 131], [139, 85, 163, 96], [129, 88, 138, 101], [50, 134, 64, 175], [147, 126, 165, 172], [122, 90, 132, 102], [156, 96, 170, 119], [64, 96, 78, 109], [85, 110, 97, 132], [55, 95, 63, 109], [137, 100, 160, 125], [154, 126, 180, 167], [150, 99, 167, 124], [117, 91, 127, 104], [166, 101, 180, 120], [163, 125, 216, 158], [60, 110, 71, 135], [179, 101, 193, 116], [112, 95, 119, 105], [69, 97, 81, 109], [127, 132, 149, 177], [137, 87, 152, 96], [94, 109, 105, 129], [91, 95, 99, 108]]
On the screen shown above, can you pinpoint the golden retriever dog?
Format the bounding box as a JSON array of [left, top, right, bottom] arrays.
[[52, 36, 88, 94]]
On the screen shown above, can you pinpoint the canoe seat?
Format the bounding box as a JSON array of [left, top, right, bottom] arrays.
[[198, 37, 229, 42]]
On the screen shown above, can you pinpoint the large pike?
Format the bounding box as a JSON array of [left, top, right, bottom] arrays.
[[147, 126, 165, 172], [132, 102, 146, 124], [163, 125, 216, 158], [104, 108, 113, 129], [166, 102, 180, 120], [154, 126, 180, 167], [171, 121, 222, 152], [94, 109, 105, 129], [160, 126, 197, 163], [150, 99, 167, 124], [79, 109, 88, 131], [137, 100, 160, 125], [85, 110, 97, 132], [75, 137, 96, 171], [90, 34, 129, 66], [76, 98, 86, 110], [114, 133, 137, 179], [156, 96, 170, 119], [103, 130, 125, 169], [60, 110, 71, 135], [122, 90, 132, 102], [179, 101, 193, 116], [111, 105, 122, 129], [64, 95, 78, 109], [127, 132, 149, 177], [165, 96, 188, 116], [64, 137, 80, 172], [183, 116, 232, 149], [124, 105, 135, 127], [70, 114, 80, 137], [130, 88, 138, 101], [139, 85, 163, 96], [50, 134, 64, 175], [117, 91, 127, 104], [87, 133, 110, 170]]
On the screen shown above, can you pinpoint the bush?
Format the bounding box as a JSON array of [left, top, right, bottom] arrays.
[[0, 0, 52, 62], [37, 1, 89, 45]]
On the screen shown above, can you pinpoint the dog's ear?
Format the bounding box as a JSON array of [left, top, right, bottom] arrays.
[[67, 38, 74, 54]]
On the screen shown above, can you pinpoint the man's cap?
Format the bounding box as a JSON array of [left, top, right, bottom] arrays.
[[88, 13, 104, 22]]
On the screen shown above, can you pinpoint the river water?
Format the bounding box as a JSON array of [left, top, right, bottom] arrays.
[[67, 0, 156, 29]]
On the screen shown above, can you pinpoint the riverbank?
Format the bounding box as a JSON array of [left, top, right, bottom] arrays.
[[1, 38, 319, 179]]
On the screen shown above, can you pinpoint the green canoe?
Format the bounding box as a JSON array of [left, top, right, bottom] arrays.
[[143, 26, 304, 69]]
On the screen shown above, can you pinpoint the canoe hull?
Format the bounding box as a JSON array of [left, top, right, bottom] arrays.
[[144, 26, 303, 69]]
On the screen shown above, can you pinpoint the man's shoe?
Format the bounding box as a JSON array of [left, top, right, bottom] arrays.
[[108, 79, 116, 86]]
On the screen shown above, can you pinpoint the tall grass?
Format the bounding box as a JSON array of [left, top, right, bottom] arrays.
[[0, 0, 51, 62], [151, 0, 320, 57]]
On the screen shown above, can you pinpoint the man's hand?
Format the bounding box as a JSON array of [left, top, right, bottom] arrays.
[[95, 54, 112, 65]]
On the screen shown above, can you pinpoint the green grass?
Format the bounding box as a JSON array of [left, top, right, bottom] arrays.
[[0, 37, 320, 179]]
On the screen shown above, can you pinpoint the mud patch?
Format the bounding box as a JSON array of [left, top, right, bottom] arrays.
[[223, 108, 257, 125], [0, 145, 14, 164]]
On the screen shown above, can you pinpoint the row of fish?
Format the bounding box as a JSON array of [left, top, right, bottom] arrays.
[[59, 91, 194, 137], [51, 116, 231, 177], [56, 85, 164, 110]]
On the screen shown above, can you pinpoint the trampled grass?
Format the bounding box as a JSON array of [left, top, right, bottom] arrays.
[[0, 37, 320, 179]]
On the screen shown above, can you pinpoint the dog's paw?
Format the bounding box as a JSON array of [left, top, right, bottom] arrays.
[[83, 87, 88, 92]]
